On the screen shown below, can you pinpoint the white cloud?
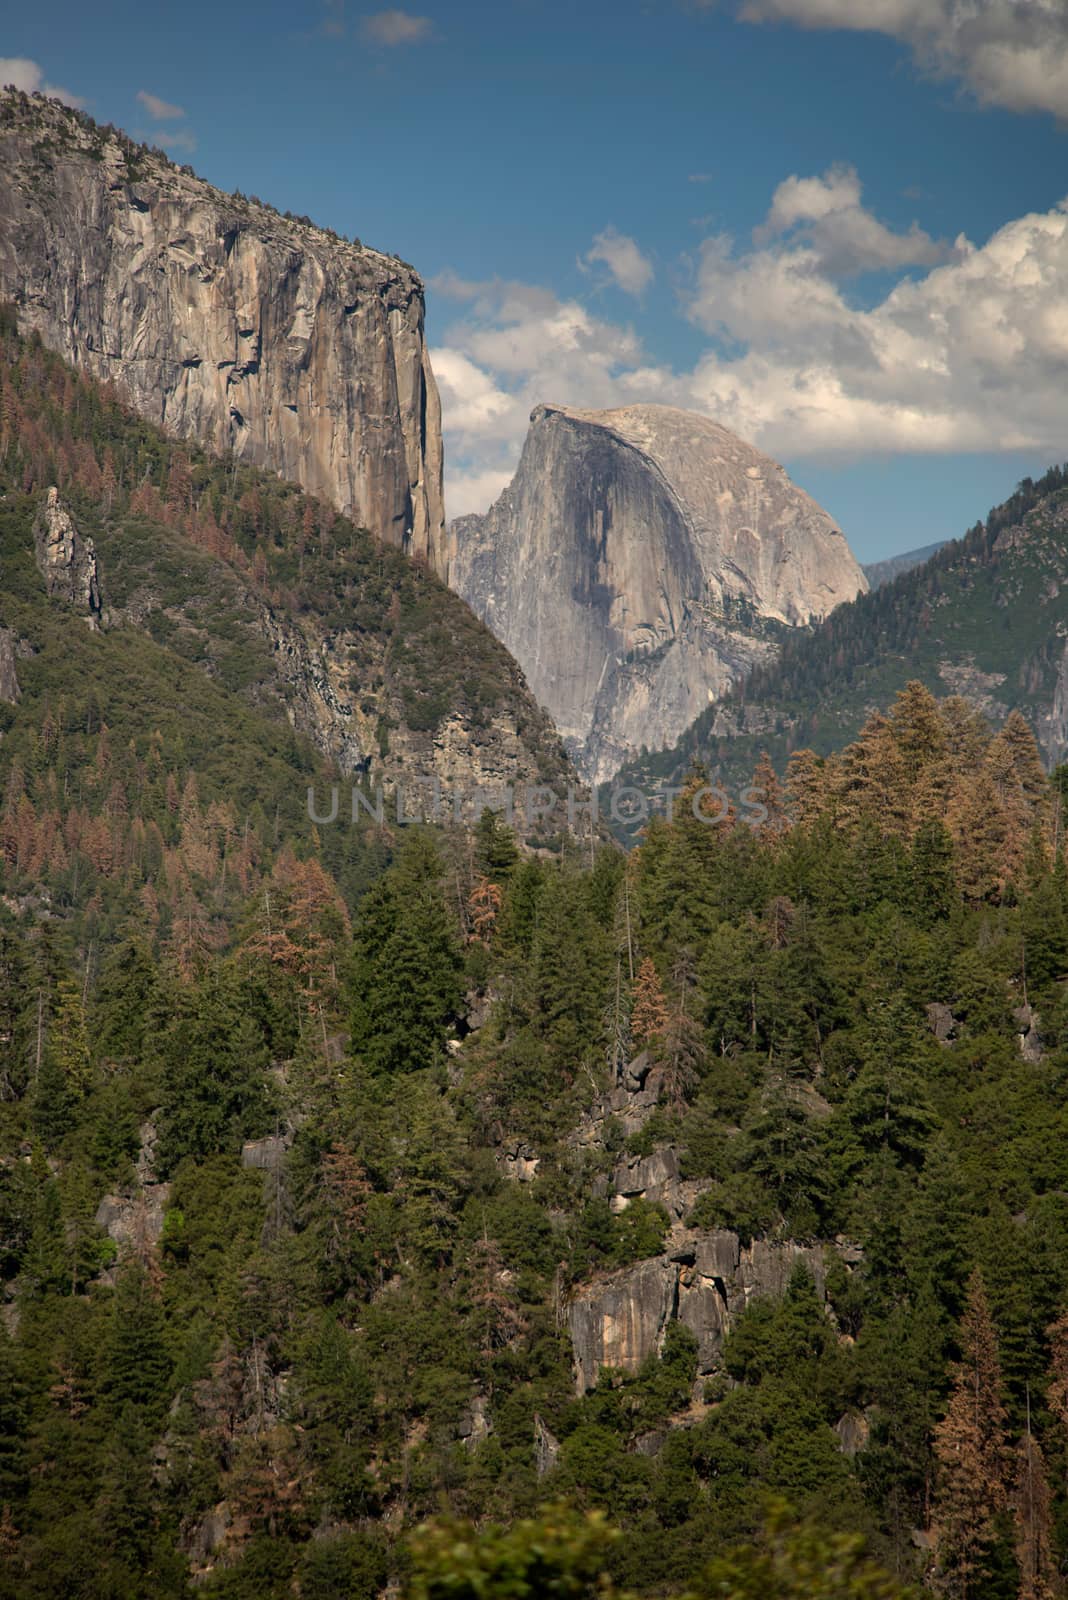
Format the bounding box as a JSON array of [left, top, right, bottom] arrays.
[[755, 163, 960, 276], [582, 227, 655, 296], [431, 275, 646, 516], [433, 177, 1068, 522], [446, 466, 516, 520], [0, 56, 83, 107], [739, 0, 1068, 120], [682, 197, 1068, 456], [136, 89, 186, 120], [361, 8, 432, 45]]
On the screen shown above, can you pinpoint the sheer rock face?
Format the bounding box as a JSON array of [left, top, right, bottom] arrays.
[[450, 403, 867, 781], [567, 1229, 833, 1393], [0, 92, 445, 569]]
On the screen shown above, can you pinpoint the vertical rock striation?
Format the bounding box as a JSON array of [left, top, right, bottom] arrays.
[[450, 402, 867, 781], [0, 91, 445, 568]]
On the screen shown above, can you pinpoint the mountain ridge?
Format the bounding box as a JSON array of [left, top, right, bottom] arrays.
[[604, 462, 1068, 809]]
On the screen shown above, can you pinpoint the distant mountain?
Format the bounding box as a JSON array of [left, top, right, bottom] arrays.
[[863, 540, 947, 590], [605, 464, 1068, 808], [450, 402, 866, 783]]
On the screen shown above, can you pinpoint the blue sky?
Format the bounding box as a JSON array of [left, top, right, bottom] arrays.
[[4, 1, 1068, 560]]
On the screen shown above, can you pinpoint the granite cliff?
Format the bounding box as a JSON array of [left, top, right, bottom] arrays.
[[450, 402, 867, 781], [0, 90, 446, 569]]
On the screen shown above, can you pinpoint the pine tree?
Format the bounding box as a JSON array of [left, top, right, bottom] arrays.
[[631, 957, 668, 1045], [889, 680, 948, 778], [662, 948, 705, 1109], [473, 807, 519, 882], [1014, 1421, 1060, 1600], [910, 817, 957, 925], [829, 712, 910, 837], [47, 975, 92, 1099], [1045, 1307, 1068, 1436], [92, 934, 158, 1063], [349, 832, 463, 1075], [94, 1401, 158, 1573], [101, 1261, 172, 1415], [156, 960, 274, 1173], [29, 1040, 73, 1151], [0, 1329, 27, 1514], [749, 750, 789, 835], [931, 1270, 1011, 1597]]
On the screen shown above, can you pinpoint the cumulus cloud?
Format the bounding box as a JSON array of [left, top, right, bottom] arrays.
[[755, 163, 962, 276], [136, 89, 186, 120], [361, 9, 432, 45], [684, 197, 1068, 455], [0, 56, 83, 107], [739, 0, 1068, 120], [433, 176, 1068, 520], [581, 227, 655, 296]]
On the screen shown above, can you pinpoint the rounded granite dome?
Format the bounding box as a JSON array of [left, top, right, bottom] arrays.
[[451, 400, 868, 781]]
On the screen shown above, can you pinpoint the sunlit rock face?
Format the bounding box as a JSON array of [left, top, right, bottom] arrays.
[[450, 402, 867, 781], [0, 91, 445, 569]]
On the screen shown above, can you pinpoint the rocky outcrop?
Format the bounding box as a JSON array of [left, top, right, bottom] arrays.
[[569, 1254, 680, 1394], [33, 487, 101, 621], [569, 1051, 666, 1148], [567, 1227, 842, 1393], [94, 1121, 170, 1269], [240, 1133, 292, 1173], [608, 1145, 683, 1215], [1014, 1004, 1046, 1064], [1046, 639, 1068, 769], [0, 629, 21, 702], [450, 403, 866, 781], [458, 1395, 493, 1448], [534, 1415, 561, 1477], [0, 91, 445, 568]]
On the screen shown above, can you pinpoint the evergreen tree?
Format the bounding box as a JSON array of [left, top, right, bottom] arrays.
[[631, 957, 668, 1045], [931, 1270, 1011, 1597], [92, 935, 158, 1063], [349, 832, 463, 1074], [156, 959, 273, 1173], [1013, 1425, 1059, 1600], [100, 1261, 172, 1415], [473, 808, 519, 882]]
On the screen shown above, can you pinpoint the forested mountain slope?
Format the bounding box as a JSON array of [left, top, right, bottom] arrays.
[[0, 310, 568, 831], [608, 466, 1068, 804], [3, 632, 1068, 1596]]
